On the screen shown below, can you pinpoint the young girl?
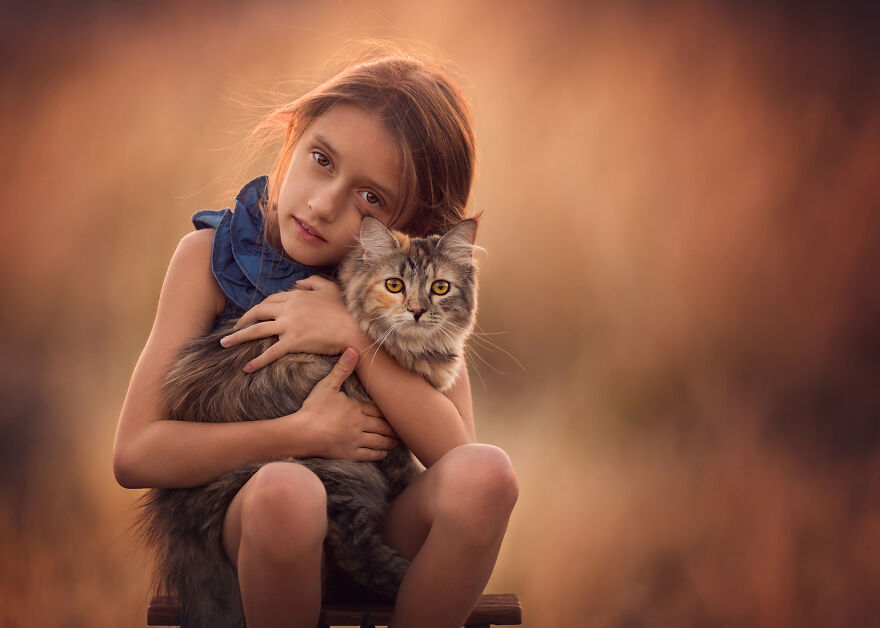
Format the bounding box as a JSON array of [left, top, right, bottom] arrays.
[[113, 54, 518, 628]]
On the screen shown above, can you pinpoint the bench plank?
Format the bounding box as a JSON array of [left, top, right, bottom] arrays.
[[148, 593, 521, 626]]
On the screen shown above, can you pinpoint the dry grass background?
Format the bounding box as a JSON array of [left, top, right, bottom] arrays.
[[1, 1, 878, 626]]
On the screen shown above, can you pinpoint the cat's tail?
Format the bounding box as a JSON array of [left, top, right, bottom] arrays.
[[133, 464, 263, 628], [303, 458, 412, 600], [333, 531, 412, 600]]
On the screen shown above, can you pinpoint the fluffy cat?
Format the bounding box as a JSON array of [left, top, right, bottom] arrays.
[[135, 216, 478, 628]]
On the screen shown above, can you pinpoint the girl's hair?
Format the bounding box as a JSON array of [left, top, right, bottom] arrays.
[[255, 52, 477, 240]]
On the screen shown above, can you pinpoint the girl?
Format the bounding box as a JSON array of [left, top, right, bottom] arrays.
[[113, 54, 519, 628]]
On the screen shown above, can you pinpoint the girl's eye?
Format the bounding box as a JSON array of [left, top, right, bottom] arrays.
[[385, 278, 404, 293], [360, 190, 382, 206], [312, 151, 331, 168], [431, 280, 450, 295]]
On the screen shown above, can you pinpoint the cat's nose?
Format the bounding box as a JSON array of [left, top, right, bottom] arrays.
[[408, 307, 424, 321]]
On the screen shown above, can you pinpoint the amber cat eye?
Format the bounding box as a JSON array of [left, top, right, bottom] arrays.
[[431, 280, 450, 295], [385, 278, 404, 293]]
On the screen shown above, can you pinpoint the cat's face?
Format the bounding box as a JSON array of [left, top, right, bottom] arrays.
[[341, 218, 478, 349]]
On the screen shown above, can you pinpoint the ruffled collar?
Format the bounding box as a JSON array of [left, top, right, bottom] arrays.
[[196, 175, 335, 312]]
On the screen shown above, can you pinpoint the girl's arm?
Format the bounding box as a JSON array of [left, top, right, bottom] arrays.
[[350, 337, 476, 467], [221, 276, 476, 468], [113, 230, 394, 489]]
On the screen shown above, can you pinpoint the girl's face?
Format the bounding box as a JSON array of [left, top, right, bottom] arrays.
[[274, 103, 410, 266]]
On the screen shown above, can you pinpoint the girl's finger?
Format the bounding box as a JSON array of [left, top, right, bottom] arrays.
[[363, 416, 397, 438], [361, 433, 398, 451], [295, 275, 331, 291], [353, 448, 388, 461], [243, 341, 287, 373], [271, 290, 295, 301], [221, 321, 279, 348], [360, 403, 385, 419], [232, 302, 281, 330], [317, 349, 359, 391], [231, 310, 257, 330], [258, 292, 286, 306]]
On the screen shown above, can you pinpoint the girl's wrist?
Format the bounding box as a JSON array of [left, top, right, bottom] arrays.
[[346, 325, 372, 355], [273, 409, 321, 458]]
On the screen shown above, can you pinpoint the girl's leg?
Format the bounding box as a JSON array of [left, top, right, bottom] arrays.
[[382, 444, 519, 628], [221, 461, 327, 628]]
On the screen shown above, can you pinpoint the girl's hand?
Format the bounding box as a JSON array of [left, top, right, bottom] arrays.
[[220, 275, 364, 372], [282, 349, 398, 460]]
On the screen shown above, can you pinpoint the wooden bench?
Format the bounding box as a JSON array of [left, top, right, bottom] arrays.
[[148, 593, 521, 627]]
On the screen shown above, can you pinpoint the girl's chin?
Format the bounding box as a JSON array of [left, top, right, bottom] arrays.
[[278, 233, 339, 267]]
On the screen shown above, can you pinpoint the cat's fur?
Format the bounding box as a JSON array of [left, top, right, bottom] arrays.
[[135, 217, 478, 628]]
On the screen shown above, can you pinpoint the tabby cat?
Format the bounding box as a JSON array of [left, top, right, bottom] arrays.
[[135, 216, 478, 628]]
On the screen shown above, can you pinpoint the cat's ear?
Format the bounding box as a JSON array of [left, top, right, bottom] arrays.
[[438, 219, 478, 263], [359, 216, 399, 260]]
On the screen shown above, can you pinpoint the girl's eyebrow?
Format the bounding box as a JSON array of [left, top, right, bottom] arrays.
[[313, 133, 397, 205]]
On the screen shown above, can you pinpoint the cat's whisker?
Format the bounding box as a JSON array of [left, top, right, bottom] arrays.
[[354, 320, 406, 363], [368, 322, 402, 371], [465, 343, 506, 377], [435, 321, 511, 378], [432, 323, 458, 350], [473, 321, 510, 337], [434, 320, 471, 349], [357, 334, 387, 355], [438, 329, 504, 378], [437, 321, 526, 372], [469, 331, 510, 340], [462, 346, 493, 391], [431, 325, 492, 390], [429, 322, 496, 381], [469, 355, 489, 392], [371, 321, 399, 352], [359, 322, 398, 357]]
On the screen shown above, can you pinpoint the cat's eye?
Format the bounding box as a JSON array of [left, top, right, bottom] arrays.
[[385, 278, 404, 293], [431, 280, 450, 295]]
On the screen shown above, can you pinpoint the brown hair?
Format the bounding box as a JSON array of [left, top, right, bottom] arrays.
[[252, 52, 477, 241]]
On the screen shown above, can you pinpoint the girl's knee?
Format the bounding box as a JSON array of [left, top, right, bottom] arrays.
[[240, 462, 327, 555], [435, 444, 518, 534], [445, 444, 519, 503]]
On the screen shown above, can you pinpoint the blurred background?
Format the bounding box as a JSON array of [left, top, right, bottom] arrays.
[[1, 0, 878, 625]]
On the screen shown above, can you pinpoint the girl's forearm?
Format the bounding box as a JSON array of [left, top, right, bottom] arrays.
[[352, 337, 473, 467], [114, 413, 315, 489]]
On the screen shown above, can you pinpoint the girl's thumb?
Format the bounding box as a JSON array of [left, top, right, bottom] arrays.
[[340, 347, 358, 367], [325, 348, 358, 388]]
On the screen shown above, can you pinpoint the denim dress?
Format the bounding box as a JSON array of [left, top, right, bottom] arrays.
[[191, 175, 381, 602], [191, 174, 335, 330]]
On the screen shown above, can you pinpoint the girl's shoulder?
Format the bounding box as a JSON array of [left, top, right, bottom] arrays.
[[176, 229, 228, 321]]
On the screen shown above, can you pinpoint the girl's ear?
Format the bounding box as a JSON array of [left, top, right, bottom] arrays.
[[438, 219, 478, 263], [360, 216, 399, 260]]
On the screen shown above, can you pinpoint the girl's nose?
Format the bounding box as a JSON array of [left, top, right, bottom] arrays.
[[307, 189, 339, 222]]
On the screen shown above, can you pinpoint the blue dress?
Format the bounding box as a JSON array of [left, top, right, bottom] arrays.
[[190, 175, 379, 602], [191, 175, 335, 331]]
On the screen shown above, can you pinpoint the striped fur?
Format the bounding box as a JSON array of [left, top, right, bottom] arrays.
[[134, 218, 478, 628]]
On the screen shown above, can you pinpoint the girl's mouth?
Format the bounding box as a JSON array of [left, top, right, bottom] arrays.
[[294, 217, 327, 243]]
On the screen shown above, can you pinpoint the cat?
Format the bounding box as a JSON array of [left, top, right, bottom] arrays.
[[135, 216, 478, 628]]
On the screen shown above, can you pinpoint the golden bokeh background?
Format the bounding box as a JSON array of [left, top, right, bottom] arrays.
[[1, 1, 878, 626]]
